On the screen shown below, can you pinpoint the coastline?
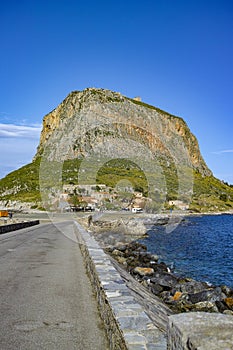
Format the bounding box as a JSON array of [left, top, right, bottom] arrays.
[[87, 211, 233, 316]]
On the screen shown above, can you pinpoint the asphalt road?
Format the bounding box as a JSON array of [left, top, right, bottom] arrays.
[[0, 221, 109, 350]]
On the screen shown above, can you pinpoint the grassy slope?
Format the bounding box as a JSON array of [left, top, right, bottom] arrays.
[[0, 158, 233, 212], [0, 158, 41, 203]]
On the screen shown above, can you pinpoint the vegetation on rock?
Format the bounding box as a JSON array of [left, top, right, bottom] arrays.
[[0, 88, 233, 212], [0, 157, 233, 212]]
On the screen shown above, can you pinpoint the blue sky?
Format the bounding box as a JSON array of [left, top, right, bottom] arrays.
[[0, 0, 233, 183]]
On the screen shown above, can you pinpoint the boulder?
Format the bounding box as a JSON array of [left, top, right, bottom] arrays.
[[138, 251, 152, 264], [176, 280, 210, 294], [134, 267, 155, 277], [112, 249, 124, 257], [116, 257, 128, 266], [224, 297, 233, 310], [114, 243, 128, 252], [160, 291, 174, 303], [152, 262, 169, 273], [155, 217, 169, 225], [188, 287, 226, 304], [188, 301, 219, 313], [123, 219, 147, 236], [215, 300, 229, 313], [151, 254, 159, 262], [173, 291, 183, 301], [149, 283, 164, 296], [221, 285, 233, 297], [223, 310, 233, 315], [150, 273, 179, 289]]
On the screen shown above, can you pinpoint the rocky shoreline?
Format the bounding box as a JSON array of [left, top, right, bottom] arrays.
[[88, 214, 233, 316], [106, 241, 233, 315]]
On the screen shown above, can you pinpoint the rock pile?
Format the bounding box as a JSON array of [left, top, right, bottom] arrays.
[[106, 241, 233, 315]]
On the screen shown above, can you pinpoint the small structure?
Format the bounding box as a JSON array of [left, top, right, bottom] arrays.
[[0, 210, 9, 217], [132, 207, 143, 213], [133, 96, 142, 102]]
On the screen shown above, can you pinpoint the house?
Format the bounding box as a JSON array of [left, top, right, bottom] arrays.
[[169, 200, 188, 210]]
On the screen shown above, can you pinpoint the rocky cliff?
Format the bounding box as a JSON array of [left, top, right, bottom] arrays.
[[35, 87, 211, 177], [4, 87, 233, 213]]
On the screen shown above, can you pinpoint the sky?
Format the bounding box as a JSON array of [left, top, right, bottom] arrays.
[[0, 0, 233, 183]]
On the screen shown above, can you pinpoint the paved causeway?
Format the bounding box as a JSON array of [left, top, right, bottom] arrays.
[[0, 221, 109, 350]]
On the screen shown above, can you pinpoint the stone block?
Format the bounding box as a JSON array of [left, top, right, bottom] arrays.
[[168, 312, 233, 350]]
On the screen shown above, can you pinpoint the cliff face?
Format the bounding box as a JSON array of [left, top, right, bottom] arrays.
[[35, 88, 211, 177]]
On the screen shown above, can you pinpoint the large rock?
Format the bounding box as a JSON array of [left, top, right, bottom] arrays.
[[150, 273, 179, 289], [187, 287, 226, 304], [176, 280, 210, 294], [134, 267, 155, 277], [112, 249, 124, 257], [188, 301, 219, 313], [149, 284, 164, 296], [221, 285, 233, 297], [123, 219, 147, 236], [35, 88, 212, 178], [224, 297, 233, 310]]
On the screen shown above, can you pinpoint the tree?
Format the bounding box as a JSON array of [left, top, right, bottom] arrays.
[[220, 193, 227, 202], [69, 195, 81, 206]]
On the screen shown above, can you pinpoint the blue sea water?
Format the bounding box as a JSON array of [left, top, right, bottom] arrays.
[[140, 214, 233, 288]]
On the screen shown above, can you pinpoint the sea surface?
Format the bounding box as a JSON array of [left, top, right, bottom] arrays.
[[140, 214, 233, 288]]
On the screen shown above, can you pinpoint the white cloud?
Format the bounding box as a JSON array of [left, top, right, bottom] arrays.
[[212, 149, 233, 155], [0, 123, 42, 138], [0, 123, 42, 179]]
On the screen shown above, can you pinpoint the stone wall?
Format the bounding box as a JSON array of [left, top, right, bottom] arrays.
[[0, 220, 40, 234], [74, 221, 167, 350]]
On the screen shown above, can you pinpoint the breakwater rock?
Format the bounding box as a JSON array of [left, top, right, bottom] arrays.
[[105, 241, 233, 315], [89, 216, 148, 238]]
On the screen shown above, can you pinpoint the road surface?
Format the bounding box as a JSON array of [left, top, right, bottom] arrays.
[[0, 221, 109, 350]]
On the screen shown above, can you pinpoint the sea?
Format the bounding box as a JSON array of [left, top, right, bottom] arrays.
[[139, 214, 233, 289]]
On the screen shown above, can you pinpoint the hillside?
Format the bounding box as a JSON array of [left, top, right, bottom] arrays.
[[0, 88, 233, 213]]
